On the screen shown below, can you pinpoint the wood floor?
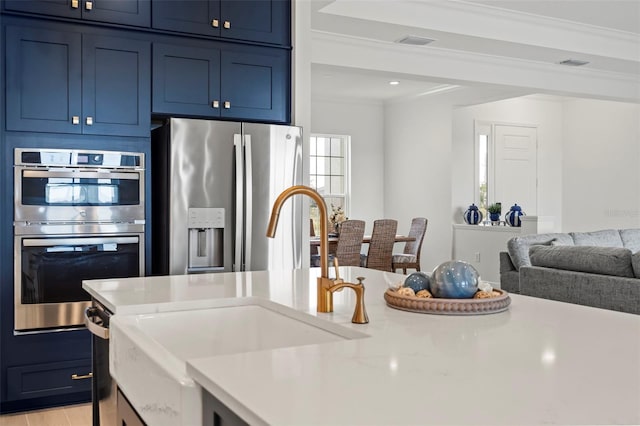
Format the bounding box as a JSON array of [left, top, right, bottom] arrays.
[[0, 402, 91, 426]]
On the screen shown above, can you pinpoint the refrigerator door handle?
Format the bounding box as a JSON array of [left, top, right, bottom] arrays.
[[244, 134, 253, 271], [234, 134, 244, 272]]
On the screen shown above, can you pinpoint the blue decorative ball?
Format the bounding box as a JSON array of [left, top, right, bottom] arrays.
[[403, 272, 430, 293], [430, 261, 479, 298]]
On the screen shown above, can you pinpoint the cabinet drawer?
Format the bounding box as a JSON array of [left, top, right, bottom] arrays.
[[6, 359, 92, 400]]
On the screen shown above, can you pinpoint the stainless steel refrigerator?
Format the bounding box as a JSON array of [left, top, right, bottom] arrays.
[[151, 118, 302, 275]]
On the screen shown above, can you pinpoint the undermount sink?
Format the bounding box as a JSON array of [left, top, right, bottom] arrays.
[[109, 299, 367, 426]]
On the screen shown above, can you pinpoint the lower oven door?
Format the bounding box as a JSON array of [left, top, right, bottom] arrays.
[[14, 233, 143, 332]]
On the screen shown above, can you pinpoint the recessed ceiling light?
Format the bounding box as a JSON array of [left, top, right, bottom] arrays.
[[395, 35, 436, 46], [558, 59, 590, 67], [389, 81, 400, 86]]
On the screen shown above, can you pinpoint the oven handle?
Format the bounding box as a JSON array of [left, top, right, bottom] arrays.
[[23, 237, 139, 247], [21, 170, 140, 180], [85, 307, 109, 340]]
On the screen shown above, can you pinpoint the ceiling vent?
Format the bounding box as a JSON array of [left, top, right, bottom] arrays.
[[558, 59, 590, 67], [395, 35, 436, 46]]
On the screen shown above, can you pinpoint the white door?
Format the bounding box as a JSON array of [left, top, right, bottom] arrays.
[[492, 125, 537, 215]]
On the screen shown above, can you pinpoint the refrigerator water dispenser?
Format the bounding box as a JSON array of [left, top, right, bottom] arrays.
[[187, 208, 224, 273]]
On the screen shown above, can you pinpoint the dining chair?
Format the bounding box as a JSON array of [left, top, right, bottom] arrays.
[[392, 217, 428, 274], [361, 219, 398, 271], [310, 218, 321, 266], [334, 219, 365, 266]]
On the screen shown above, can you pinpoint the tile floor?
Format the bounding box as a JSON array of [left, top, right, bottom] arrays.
[[0, 402, 91, 426]]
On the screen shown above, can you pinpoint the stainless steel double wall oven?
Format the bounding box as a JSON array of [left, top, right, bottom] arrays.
[[13, 148, 145, 332]]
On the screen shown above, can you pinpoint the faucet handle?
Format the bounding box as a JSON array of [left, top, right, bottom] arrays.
[[356, 276, 365, 285], [332, 257, 342, 282]]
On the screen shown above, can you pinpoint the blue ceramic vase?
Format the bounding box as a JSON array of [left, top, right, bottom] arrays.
[[430, 260, 479, 298], [403, 272, 430, 293], [505, 204, 525, 227], [463, 204, 483, 225]]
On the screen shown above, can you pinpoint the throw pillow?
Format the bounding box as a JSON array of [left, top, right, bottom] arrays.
[[620, 229, 640, 253], [632, 251, 640, 279], [506, 233, 574, 270], [529, 245, 634, 278], [570, 229, 624, 247]]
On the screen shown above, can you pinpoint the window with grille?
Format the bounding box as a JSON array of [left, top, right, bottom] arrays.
[[309, 134, 350, 235]]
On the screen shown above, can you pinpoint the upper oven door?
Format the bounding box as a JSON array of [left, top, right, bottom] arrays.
[[15, 167, 145, 223]]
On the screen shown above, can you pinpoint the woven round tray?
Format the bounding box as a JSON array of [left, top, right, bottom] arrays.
[[384, 288, 511, 315]]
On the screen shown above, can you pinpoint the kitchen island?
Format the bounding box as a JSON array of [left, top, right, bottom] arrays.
[[83, 267, 640, 425]]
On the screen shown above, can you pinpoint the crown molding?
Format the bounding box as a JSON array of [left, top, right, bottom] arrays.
[[320, 0, 640, 62], [311, 31, 640, 103]]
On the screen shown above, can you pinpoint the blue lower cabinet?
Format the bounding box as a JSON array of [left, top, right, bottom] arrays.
[[6, 359, 92, 400]]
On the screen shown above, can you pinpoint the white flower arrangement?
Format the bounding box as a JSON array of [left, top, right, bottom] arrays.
[[329, 204, 347, 226]]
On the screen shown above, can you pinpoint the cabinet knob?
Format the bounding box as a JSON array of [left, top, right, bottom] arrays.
[[71, 0, 79, 8], [212, 100, 220, 108], [85, 1, 92, 10], [86, 116, 93, 126], [211, 19, 219, 28], [223, 21, 231, 29], [72, 116, 80, 125], [224, 101, 231, 109]]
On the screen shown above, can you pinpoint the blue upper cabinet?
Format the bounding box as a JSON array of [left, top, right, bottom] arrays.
[[152, 43, 221, 117], [152, 0, 290, 46], [4, 0, 151, 27], [220, 45, 289, 122], [82, 34, 151, 136], [152, 40, 289, 123], [6, 24, 150, 136], [6, 26, 82, 134]]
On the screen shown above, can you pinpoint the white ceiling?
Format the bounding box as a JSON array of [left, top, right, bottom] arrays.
[[310, 0, 640, 103]]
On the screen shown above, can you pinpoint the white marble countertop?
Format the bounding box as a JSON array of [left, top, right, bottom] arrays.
[[83, 267, 640, 425]]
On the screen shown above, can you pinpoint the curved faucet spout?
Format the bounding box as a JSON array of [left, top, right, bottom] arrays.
[[267, 185, 329, 279], [267, 185, 368, 323]]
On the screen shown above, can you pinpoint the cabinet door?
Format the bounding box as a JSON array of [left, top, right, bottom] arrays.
[[6, 359, 92, 400], [4, 0, 150, 26], [221, 0, 290, 45], [4, 0, 82, 19], [82, 34, 151, 136], [203, 390, 248, 426], [117, 389, 146, 426], [6, 26, 82, 134], [83, 0, 151, 27], [152, 43, 221, 117], [152, 0, 221, 36], [220, 46, 289, 123]]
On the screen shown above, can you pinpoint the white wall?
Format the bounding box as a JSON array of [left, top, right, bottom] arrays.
[[310, 98, 385, 235], [383, 96, 453, 272], [562, 99, 640, 231], [452, 96, 565, 231]]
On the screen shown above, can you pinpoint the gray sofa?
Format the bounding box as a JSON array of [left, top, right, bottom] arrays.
[[499, 228, 640, 314]]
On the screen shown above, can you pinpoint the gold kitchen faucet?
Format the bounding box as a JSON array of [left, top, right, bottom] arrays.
[[267, 185, 369, 324]]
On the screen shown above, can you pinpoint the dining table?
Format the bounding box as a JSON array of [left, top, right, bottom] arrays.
[[309, 234, 415, 248]]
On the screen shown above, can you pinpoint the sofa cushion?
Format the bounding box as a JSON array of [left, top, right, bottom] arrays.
[[507, 233, 574, 270], [632, 251, 640, 279], [570, 229, 623, 247], [529, 245, 634, 278], [620, 229, 640, 253]]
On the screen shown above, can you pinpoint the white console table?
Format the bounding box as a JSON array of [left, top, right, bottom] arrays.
[[452, 216, 553, 284]]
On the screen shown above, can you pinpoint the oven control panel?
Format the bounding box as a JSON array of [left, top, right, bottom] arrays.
[[16, 148, 143, 169]]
